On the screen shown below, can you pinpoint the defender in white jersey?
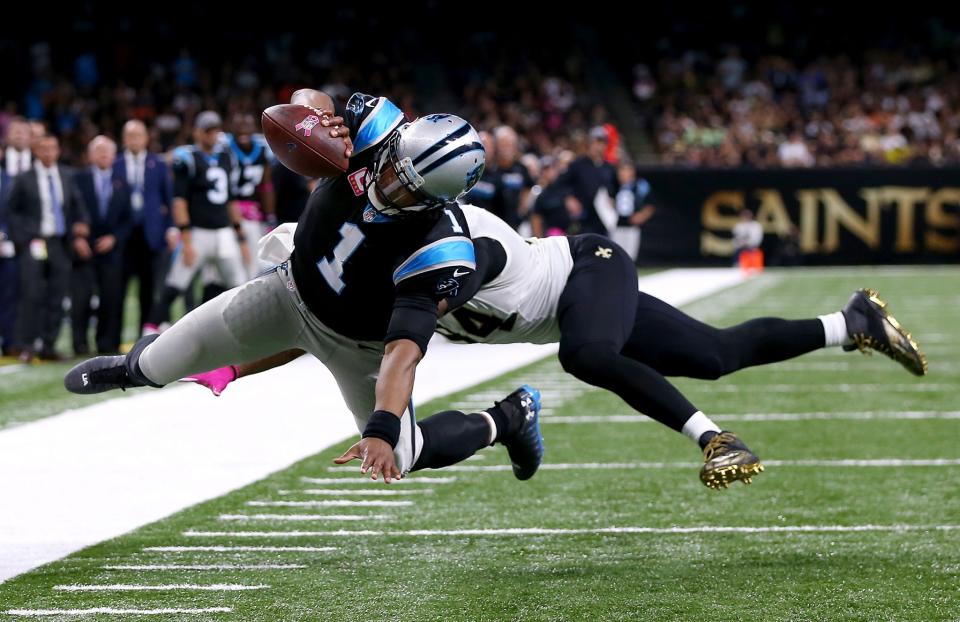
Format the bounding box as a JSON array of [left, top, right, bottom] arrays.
[[188, 205, 927, 489], [436, 205, 572, 345]]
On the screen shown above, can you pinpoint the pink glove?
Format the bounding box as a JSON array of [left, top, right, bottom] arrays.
[[180, 365, 239, 397]]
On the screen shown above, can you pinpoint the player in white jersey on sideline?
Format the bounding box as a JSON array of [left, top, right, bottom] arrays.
[[189, 204, 927, 489]]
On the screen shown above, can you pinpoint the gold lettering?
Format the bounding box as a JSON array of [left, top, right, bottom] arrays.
[[796, 190, 820, 253], [700, 191, 743, 256], [925, 188, 960, 253], [860, 187, 928, 253], [821, 189, 880, 252], [754, 190, 794, 235]]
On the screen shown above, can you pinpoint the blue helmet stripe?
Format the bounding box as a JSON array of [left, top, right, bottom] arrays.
[[354, 99, 405, 154], [417, 142, 484, 176]]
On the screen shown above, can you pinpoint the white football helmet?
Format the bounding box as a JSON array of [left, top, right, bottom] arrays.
[[368, 114, 485, 216]]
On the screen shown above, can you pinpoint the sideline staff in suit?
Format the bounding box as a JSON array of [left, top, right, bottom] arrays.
[[7, 133, 89, 361], [73, 136, 132, 355]]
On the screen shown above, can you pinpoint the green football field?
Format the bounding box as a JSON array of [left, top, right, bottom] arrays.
[[1, 267, 958, 621]]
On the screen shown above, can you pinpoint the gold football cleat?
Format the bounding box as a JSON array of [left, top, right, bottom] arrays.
[[843, 288, 927, 376], [699, 432, 765, 490]]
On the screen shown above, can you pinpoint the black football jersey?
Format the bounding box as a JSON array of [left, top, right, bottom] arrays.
[[225, 133, 272, 202], [172, 145, 237, 229], [290, 92, 476, 342]]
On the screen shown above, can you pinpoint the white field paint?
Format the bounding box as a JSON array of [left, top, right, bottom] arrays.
[[219, 514, 386, 522], [329, 458, 960, 473], [5, 608, 232, 616], [300, 476, 456, 485], [143, 546, 336, 553], [53, 584, 268, 592], [179, 524, 960, 538], [679, 384, 951, 393], [246, 499, 412, 508], [0, 268, 744, 583], [103, 564, 304, 571], [277, 488, 432, 496], [544, 411, 960, 424]]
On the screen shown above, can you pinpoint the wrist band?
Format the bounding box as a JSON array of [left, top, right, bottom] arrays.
[[362, 410, 401, 448]]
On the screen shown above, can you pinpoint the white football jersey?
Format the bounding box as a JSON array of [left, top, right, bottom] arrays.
[[437, 205, 573, 344]]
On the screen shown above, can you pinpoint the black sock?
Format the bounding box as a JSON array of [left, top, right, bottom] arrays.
[[698, 430, 719, 450], [412, 410, 492, 471], [147, 286, 181, 326], [485, 402, 514, 442]]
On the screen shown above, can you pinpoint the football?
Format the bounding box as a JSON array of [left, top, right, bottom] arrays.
[[261, 103, 350, 178]]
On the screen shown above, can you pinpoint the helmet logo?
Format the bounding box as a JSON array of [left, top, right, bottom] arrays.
[[294, 115, 321, 137]]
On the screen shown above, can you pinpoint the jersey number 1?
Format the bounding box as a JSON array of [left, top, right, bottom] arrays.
[[317, 223, 365, 294]]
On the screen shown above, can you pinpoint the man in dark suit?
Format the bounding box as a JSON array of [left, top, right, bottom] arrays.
[[0, 166, 17, 356], [116, 120, 174, 334], [7, 133, 90, 361], [72, 136, 132, 355]]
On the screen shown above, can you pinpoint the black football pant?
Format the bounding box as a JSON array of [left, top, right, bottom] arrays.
[[556, 234, 825, 431]]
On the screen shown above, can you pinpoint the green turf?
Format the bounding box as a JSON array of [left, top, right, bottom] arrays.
[[0, 281, 194, 429], [1, 267, 958, 621]]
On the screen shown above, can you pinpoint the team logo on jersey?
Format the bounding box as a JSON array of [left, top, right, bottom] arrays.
[[436, 277, 460, 297], [295, 115, 321, 137], [595, 246, 613, 259], [363, 206, 378, 222], [349, 167, 369, 197]]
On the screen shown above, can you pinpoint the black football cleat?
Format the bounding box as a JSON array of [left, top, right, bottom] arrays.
[[495, 385, 544, 481], [700, 431, 764, 490], [64, 334, 160, 394], [842, 288, 927, 376]]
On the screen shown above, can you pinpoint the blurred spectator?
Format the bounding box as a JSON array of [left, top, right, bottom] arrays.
[[7, 134, 89, 362], [271, 160, 312, 224], [778, 131, 815, 167], [117, 120, 174, 334], [557, 126, 618, 236], [463, 130, 497, 213], [72, 136, 132, 355], [612, 163, 656, 262], [530, 156, 572, 238], [0, 163, 15, 355], [489, 126, 534, 230], [732, 209, 764, 265], [4, 118, 33, 176]]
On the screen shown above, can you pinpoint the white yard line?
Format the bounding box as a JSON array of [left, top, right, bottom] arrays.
[[545, 411, 960, 424], [219, 514, 385, 522], [278, 488, 432, 496], [6, 608, 232, 616], [103, 564, 304, 571], [0, 268, 745, 584], [0, 365, 26, 376], [53, 584, 268, 592], [247, 499, 412, 508], [300, 476, 456, 485], [330, 458, 960, 473], [680, 384, 951, 393], [143, 546, 335, 553], [178, 524, 959, 539]]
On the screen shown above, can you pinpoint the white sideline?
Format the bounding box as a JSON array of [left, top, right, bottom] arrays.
[[5, 608, 232, 616], [0, 268, 745, 583], [179, 524, 960, 538]]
